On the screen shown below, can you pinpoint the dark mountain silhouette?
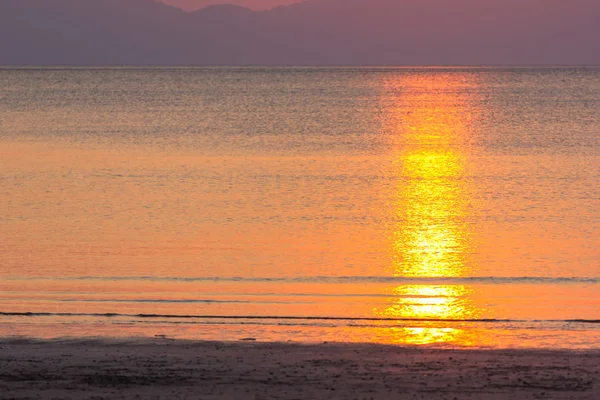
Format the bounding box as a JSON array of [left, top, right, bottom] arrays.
[[1, 0, 599, 65]]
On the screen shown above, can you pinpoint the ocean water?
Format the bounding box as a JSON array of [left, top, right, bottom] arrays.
[[0, 67, 598, 349]]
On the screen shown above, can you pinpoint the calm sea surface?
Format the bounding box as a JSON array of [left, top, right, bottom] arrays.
[[0, 67, 598, 349]]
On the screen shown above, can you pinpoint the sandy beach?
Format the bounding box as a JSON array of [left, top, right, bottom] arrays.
[[0, 338, 598, 399]]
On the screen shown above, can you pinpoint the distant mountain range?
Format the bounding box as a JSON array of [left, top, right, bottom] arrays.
[[160, 0, 300, 12], [1, 0, 599, 65]]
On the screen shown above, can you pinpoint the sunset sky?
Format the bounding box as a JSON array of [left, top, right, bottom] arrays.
[[3, 0, 599, 65], [160, 0, 300, 11]]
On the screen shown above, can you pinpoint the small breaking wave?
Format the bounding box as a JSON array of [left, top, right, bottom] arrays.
[[1, 311, 598, 324]]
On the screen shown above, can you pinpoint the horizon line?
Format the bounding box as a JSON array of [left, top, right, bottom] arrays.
[[2, 64, 600, 69]]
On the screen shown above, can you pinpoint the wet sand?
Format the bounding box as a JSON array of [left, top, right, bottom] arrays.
[[0, 338, 598, 399]]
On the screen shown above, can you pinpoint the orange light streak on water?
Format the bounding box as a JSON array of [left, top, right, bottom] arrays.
[[374, 73, 489, 345]]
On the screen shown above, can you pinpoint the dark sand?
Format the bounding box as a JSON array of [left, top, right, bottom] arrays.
[[0, 338, 598, 399]]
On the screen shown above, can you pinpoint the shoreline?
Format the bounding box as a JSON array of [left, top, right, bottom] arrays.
[[1, 338, 598, 399]]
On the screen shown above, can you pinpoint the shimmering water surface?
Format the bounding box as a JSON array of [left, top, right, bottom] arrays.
[[1, 67, 598, 349]]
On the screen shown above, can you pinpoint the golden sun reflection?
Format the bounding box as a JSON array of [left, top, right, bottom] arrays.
[[382, 285, 478, 320], [395, 149, 469, 278], [375, 73, 485, 345]]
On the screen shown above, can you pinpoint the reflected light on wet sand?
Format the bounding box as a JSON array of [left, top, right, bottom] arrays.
[[375, 73, 486, 345]]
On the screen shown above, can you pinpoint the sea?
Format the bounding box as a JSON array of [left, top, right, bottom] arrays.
[[0, 67, 598, 349]]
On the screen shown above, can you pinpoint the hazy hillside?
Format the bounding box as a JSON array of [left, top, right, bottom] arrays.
[[160, 0, 299, 11], [1, 0, 599, 65]]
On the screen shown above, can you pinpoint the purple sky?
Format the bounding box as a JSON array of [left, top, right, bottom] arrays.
[[3, 0, 599, 65]]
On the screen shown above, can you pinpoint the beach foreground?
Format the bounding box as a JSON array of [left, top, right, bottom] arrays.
[[0, 338, 598, 399]]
